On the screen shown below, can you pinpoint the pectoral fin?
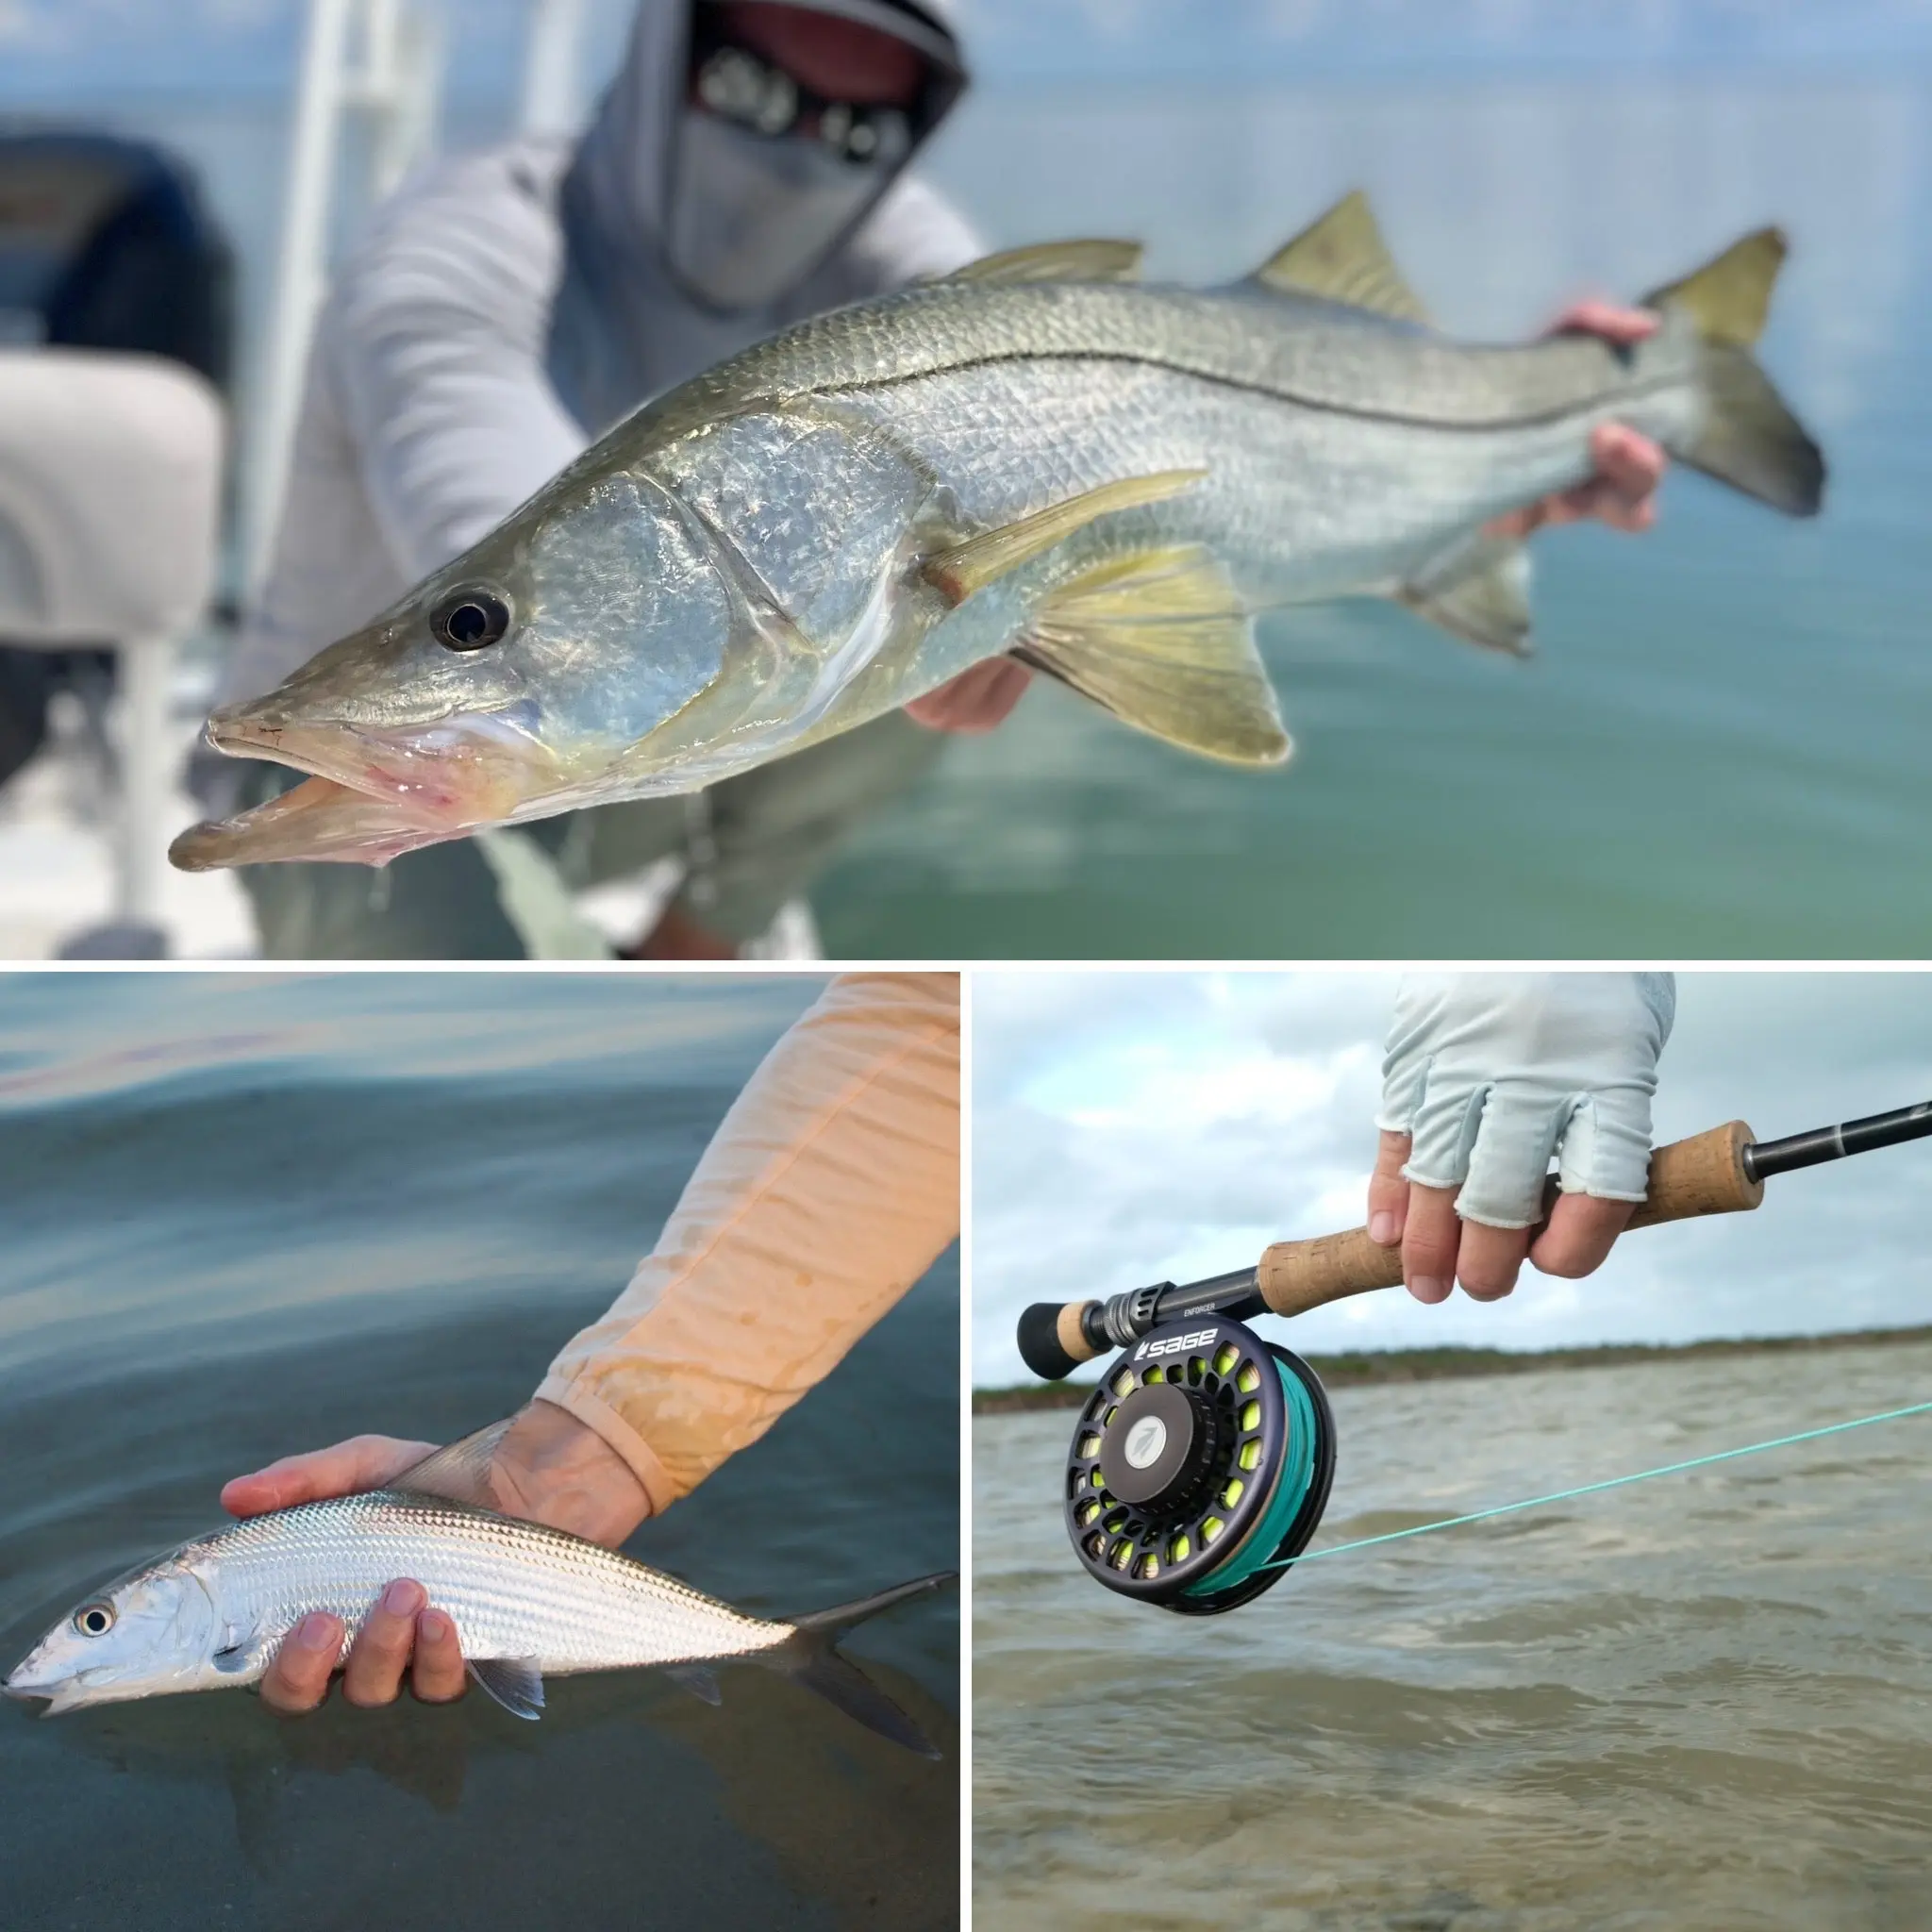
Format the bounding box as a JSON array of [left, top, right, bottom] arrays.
[[1016, 547, 1291, 766], [1396, 533, 1534, 657], [923, 470, 1207, 606], [468, 1656, 545, 1721], [1249, 190, 1431, 325], [941, 239, 1143, 284], [212, 1634, 273, 1676]]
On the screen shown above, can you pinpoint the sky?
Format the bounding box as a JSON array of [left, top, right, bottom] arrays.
[[970, 971, 1932, 1385], [3, 0, 1931, 100]]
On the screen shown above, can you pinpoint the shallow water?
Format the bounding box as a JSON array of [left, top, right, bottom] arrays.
[[974, 1342, 1932, 1930], [0, 972, 959, 1931]]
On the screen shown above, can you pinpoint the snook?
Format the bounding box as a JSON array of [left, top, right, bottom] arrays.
[[4, 1441, 951, 1753], [172, 192, 1825, 872]]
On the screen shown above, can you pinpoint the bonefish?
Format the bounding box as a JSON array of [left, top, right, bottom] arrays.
[[173, 192, 1824, 872], [4, 1432, 952, 1752]]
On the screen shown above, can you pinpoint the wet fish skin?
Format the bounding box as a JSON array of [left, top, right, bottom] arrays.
[[170, 195, 1824, 872], [3, 1491, 951, 1752]]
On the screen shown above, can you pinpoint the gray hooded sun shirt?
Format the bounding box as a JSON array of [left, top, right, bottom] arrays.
[[225, 0, 979, 713]]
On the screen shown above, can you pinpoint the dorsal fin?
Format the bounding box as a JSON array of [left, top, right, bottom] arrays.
[[942, 239, 1143, 285], [391, 1420, 510, 1508], [1249, 191, 1430, 325]]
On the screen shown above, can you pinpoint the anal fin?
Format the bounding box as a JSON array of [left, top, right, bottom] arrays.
[[1016, 547, 1291, 765], [664, 1664, 723, 1707], [468, 1656, 545, 1721], [1396, 532, 1534, 657]]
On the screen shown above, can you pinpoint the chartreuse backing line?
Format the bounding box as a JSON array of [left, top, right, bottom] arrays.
[[1264, 1398, 1932, 1573]]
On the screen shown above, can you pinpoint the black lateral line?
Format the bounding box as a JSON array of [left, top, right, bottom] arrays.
[[787, 347, 1676, 436]]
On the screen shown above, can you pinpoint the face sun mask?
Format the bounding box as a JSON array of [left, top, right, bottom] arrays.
[[661, 3, 951, 312]]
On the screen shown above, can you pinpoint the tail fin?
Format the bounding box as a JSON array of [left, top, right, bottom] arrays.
[[1641, 227, 1825, 517], [767, 1571, 956, 1759]]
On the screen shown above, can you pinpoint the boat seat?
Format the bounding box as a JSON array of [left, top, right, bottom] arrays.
[[0, 348, 224, 955]]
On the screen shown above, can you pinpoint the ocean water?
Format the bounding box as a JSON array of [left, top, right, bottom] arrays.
[[5, 21, 1931, 956], [0, 972, 960, 1931], [973, 1342, 1932, 1929]]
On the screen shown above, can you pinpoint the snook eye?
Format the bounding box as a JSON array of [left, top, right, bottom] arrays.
[[74, 1601, 115, 1637], [431, 587, 514, 653]]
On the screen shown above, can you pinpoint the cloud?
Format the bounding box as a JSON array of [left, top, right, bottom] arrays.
[[971, 972, 1932, 1384]]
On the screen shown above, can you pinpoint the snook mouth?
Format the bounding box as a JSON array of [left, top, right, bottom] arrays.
[[170, 705, 557, 873]]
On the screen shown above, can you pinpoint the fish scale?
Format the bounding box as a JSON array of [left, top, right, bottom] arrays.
[[675, 278, 1656, 433], [199, 1492, 785, 1674]]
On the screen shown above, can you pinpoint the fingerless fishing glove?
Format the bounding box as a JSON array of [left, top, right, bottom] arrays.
[[1378, 973, 1675, 1228]]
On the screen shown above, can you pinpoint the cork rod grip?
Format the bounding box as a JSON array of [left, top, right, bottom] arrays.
[[1058, 1300, 1102, 1368], [1255, 1118, 1762, 1319], [1624, 1118, 1763, 1227]]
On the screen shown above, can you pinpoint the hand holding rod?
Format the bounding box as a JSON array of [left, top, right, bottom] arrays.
[[1015, 1101, 1932, 1382]]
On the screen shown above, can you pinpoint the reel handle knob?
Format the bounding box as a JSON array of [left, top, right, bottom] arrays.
[[1257, 1118, 1762, 1316]]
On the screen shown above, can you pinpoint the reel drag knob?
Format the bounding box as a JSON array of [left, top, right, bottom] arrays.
[[1098, 1379, 1222, 1514], [1063, 1315, 1338, 1615]]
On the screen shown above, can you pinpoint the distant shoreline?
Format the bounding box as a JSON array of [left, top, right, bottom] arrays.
[[972, 1323, 1932, 1414]]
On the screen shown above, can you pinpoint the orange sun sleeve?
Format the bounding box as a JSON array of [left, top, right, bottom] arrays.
[[534, 971, 959, 1514]]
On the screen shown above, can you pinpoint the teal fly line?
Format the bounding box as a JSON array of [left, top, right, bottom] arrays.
[[1263, 1397, 1932, 1572], [1182, 1354, 1319, 1600]]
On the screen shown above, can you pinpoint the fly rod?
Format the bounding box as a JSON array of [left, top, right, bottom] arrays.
[[1019, 1102, 1932, 1380], [1014, 1100, 1932, 1615]]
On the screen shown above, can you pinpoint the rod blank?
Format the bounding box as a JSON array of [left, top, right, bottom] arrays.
[[1744, 1101, 1932, 1181]]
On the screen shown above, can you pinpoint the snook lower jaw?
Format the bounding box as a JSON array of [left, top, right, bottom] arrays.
[[171, 707, 567, 872]]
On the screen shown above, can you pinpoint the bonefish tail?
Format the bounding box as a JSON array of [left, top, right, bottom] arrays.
[[770, 1570, 957, 1758], [1643, 227, 1825, 517]]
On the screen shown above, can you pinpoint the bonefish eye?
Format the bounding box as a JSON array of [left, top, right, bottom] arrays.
[[74, 1602, 115, 1637], [431, 587, 513, 653]]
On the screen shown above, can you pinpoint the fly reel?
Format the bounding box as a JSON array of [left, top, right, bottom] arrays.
[[1064, 1314, 1335, 1615]]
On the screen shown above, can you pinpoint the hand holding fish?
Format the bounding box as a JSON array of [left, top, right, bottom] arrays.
[[1488, 302, 1667, 539], [219, 1402, 650, 1715], [903, 655, 1035, 732]]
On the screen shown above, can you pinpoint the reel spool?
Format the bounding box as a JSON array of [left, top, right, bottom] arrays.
[[1064, 1314, 1336, 1615]]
